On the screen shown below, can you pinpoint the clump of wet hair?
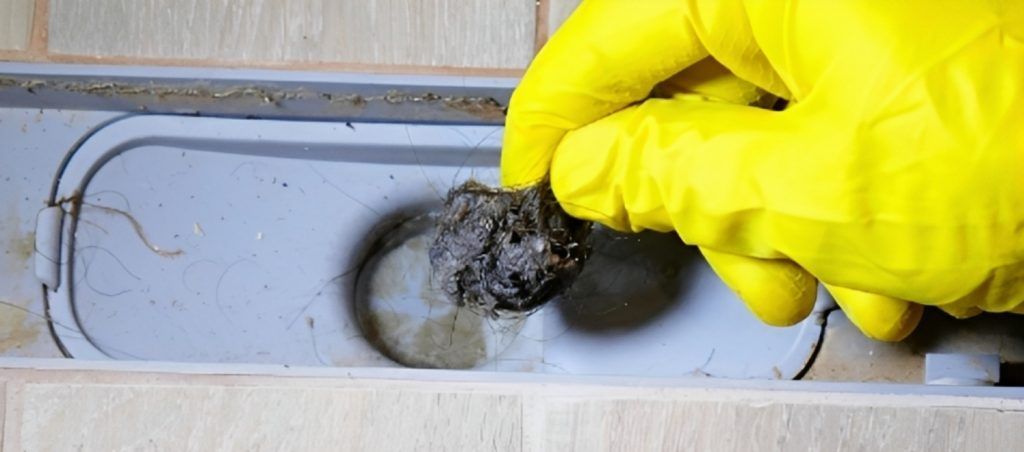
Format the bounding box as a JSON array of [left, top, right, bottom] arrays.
[[428, 180, 591, 318]]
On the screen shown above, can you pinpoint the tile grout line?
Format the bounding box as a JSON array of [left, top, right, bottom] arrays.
[[9, 0, 529, 77], [1, 52, 524, 77], [0, 50, 47, 62], [27, 0, 49, 54], [533, 0, 551, 54]]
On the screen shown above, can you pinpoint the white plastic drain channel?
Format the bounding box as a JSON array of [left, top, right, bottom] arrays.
[[35, 115, 829, 378]]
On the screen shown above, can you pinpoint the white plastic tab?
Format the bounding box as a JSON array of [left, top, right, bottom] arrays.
[[925, 353, 1000, 386], [34, 206, 63, 290]]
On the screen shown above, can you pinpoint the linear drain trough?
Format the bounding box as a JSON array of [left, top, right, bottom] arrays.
[[36, 115, 828, 378]]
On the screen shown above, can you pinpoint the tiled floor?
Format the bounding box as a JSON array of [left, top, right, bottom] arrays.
[[3, 363, 1023, 451], [1, 0, 583, 74], [0, 0, 35, 51]]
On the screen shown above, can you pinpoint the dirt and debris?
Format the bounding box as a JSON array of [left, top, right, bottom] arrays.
[[0, 77, 506, 121], [57, 194, 184, 258], [0, 301, 42, 353], [355, 217, 522, 369], [8, 231, 35, 265], [429, 180, 591, 318]]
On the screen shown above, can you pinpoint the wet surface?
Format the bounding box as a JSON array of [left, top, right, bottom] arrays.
[[355, 215, 524, 369], [429, 180, 589, 317]]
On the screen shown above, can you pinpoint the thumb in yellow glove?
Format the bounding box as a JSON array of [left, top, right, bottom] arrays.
[[502, 0, 1024, 341]]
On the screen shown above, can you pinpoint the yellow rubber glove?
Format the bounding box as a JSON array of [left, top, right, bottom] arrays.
[[502, 0, 1024, 341]]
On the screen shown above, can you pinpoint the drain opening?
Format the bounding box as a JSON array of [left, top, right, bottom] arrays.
[[353, 213, 524, 369]]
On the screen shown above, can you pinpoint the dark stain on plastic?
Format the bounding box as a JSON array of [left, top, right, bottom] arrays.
[[0, 301, 41, 352], [7, 229, 35, 266], [363, 308, 487, 369]]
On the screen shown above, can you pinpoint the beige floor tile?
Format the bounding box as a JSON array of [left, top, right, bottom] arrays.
[[19, 383, 521, 450], [5, 366, 1024, 451], [0, 0, 34, 51], [536, 395, 1024, 452], [49, 0, 536, 69]]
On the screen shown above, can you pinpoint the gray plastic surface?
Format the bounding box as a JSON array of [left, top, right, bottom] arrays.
[[44, 115, 830, 379], [925, 353, 1000, 386]]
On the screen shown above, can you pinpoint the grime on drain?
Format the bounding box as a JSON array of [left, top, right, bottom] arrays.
[[354, 180, 590, 369], [354, 214, 527, 369]]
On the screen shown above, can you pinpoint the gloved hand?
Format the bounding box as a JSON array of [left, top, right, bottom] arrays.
[[501, 0, 1024, 341]]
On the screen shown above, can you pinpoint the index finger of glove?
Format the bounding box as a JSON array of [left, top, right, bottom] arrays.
[[501, 0, 709, 187]]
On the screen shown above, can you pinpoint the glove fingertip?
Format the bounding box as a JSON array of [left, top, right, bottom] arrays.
[[826, 284, 923, 342], [938, 303, 983, 320], [701, 248, 817, 327]]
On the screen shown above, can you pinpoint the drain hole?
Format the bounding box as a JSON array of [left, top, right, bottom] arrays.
[[353, 213, 524, 369]]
